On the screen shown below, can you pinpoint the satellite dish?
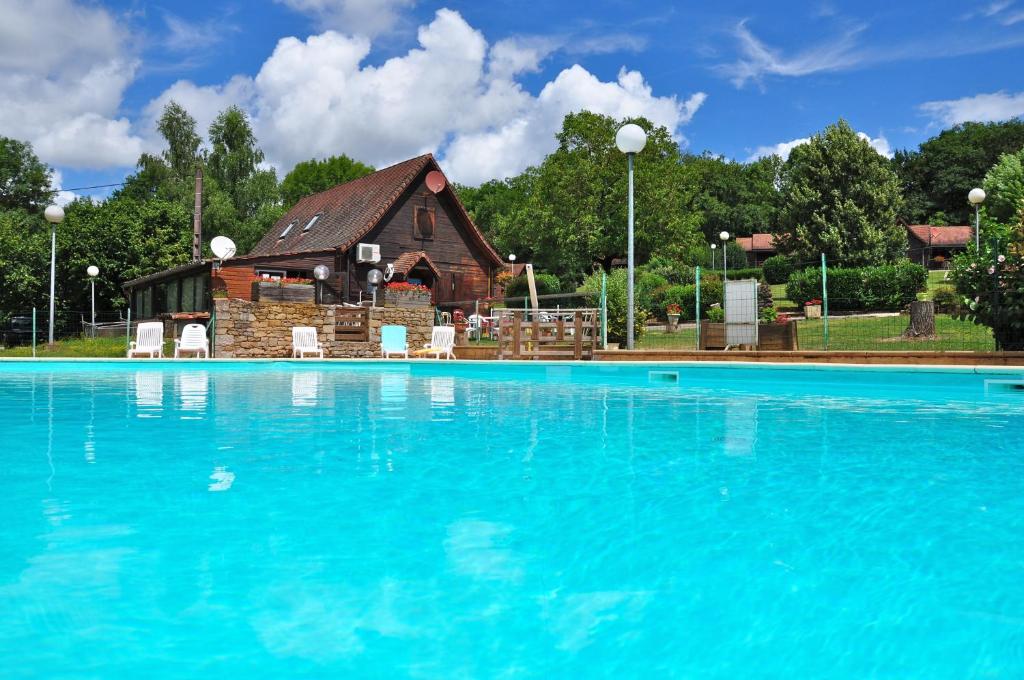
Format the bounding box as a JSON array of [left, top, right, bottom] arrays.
[[425, 170, 446, 194], [211, 236, 237, 261], [313, 264, 330, 281], [367, 268, 384, 286]]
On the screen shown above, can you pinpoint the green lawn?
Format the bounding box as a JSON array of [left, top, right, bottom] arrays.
[[637, 313, 994, 352], [770, 283, 798, 312], [0, 336, 132, 358], [922, 269, 954, 300]]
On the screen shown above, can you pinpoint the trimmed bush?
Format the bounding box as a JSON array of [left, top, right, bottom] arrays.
[[762, 255, 795, 284], [723, 267, 763, 281], [658, 280, 724, 320], [932, 286, 959, 313], [785, 262, 927, 310]]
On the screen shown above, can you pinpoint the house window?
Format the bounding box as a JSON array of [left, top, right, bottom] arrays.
[[413, 207, 435, 239], [303, 213, 322, 232], [255, 269, 287, 281], [279, 221, 296, 239]]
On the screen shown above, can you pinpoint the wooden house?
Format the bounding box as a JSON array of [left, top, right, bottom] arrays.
[[123, 154, 503, 319]]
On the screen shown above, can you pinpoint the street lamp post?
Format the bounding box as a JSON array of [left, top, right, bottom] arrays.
[[44, 205, 65, 344], [508, 253, 516, 276], [711, 243, 717, 270], [615, 123, 647, 351], [968, 188, 986, 251], [87, 265, 99, 337], [719, 231, 730, 282]]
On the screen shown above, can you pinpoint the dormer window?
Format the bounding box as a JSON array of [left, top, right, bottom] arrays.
[[279, 221, 296, 239], [303, 213, 322, 232]]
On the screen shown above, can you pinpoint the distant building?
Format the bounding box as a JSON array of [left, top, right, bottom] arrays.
[[123, 154, 504, 319], [735, 233, 777, 266], [905, 225, 972, 269]]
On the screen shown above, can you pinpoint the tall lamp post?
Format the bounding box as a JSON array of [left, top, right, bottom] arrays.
[[86, 265, 99, 337], [719, 231, 730, 282], [508, 253, 516, 276], [710, 243, 717, 269], [615, 123, 647, 350], [968, 188, 986, 251], [44, 205, 65, 344]]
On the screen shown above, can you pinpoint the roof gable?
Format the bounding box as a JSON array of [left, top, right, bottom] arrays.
[[244, 155, 502, 266], [735, 233, 776, 252], [906, 225, 972, 246]]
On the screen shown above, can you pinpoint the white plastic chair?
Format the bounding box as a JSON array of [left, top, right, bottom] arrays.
[[127, 322, 165, 358], [292, 326, 324, 358], [381, 325, 409, 358], [174, 323, 209, 358], [414, 326, 456, 360]]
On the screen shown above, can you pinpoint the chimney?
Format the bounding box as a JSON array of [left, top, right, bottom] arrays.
[[192, 166, 203, 262]]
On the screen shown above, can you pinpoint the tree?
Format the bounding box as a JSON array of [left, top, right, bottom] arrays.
[[456, 178, 524, 243], [776, 119, 906, 267], [485, 111, 703, 284], [159, 102, 204, 183], [280, 155, 375, 207], [0, 137, 53, 211], [894, 119, 1024, 224], [682, 153, 780, 242], [982, 148, 1024, 224]]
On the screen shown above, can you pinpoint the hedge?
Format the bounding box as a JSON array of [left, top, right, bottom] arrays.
[[785, 262, 927, 310], [659, 281, 724, 320], [721, 267, 763, 281], [762, 255, 795, 284]]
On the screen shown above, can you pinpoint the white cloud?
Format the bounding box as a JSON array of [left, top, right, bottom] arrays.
[[0, 0, 144, 168], [919, 90, 1024, 125], [184, 9, 702, 185], [275, 0, 416, 37], [49, 170, 78, 207], [747, 131, 892, 161], [717, 19, 866, 88]]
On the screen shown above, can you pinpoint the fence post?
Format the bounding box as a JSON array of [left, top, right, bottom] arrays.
[[821, 253, 829, 351], [32, 307, 37, 358], [209, 306, 216, 358], [600, 272, 608, 349], [695, 266, 702, 351], [126, 307, 132, 354]]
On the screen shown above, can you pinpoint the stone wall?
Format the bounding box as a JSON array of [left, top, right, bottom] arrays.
[[212, 299, 434, 358]]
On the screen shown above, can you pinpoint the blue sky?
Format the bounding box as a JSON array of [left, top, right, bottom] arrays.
[[4, 0, 1024, 200]]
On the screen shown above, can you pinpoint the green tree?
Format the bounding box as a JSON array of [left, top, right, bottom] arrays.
[[280, 155, 375, 207], [776, 119, 906, 267], [487, 111, 703, 284], [682, 153, 780, 241], [456, 178, 524, 243], [0, 137, 54, 211], [982, 148, 1024, 224], [894, 119, 1024, 224]]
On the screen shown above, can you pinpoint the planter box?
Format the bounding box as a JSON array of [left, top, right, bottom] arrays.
[[804, 304, 822, 319], [758, 320, 798, 351], [384, 289, 432, 308], [253, 281, 314, 303]]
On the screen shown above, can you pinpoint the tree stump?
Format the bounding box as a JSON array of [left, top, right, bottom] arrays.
[[904, 300, 936, 338]]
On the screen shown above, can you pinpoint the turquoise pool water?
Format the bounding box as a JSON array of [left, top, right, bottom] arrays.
[[2, 361, 1023, 678]]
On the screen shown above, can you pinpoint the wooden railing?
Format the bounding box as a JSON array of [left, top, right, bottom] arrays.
[[335, 306, 369, 342], [496, 308, 599, 360]]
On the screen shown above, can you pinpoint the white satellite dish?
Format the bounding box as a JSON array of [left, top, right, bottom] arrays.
[[210, 236, 237, 261]]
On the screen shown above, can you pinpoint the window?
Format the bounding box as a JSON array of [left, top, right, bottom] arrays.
[[413, 207, 435, 239], [279, 221, 296, 239], [303, 213, 322, 232], [255, 269, 286, 281], [182, 276, 196, 313]]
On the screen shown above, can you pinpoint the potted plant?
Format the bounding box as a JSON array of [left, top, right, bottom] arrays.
[[252, 275, 315, 302], [384, 281, 432, 307], [804, 298, 822, 319], [665, 303, 681, 331]]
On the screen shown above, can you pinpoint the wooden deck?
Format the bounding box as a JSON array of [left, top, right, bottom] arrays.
[[496, 309, 599, 360]]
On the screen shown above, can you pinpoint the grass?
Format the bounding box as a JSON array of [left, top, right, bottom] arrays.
[[0, 336, 132, 358], [770, 283, 798, 311], [637, 313, 994, 352], [922, 269, 954, 300]]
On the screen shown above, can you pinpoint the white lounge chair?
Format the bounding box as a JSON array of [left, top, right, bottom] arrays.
[[174, 323, 209, 358], [381, 325, 409, 358], [127, 321, 165, 358], [412, 326, 457, 360], [292, 326, 324, 358]]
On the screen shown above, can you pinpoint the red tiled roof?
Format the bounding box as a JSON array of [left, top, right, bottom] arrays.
[[244, 154, 503, 265], [906, 225, 972, 247], [392, 251, 441, 279], [735, 233, 776, 252]]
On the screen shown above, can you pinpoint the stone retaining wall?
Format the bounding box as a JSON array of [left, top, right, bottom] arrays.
[[213, 299, 434, 358]]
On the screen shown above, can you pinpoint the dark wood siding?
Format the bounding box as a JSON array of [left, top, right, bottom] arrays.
[[218, 252, 344, 302]]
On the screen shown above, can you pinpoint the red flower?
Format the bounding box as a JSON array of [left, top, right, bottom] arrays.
[[386, 281, 431, 293]]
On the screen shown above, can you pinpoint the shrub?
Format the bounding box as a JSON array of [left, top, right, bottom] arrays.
[[577, 268, 646, 344], [505, 272, 561, 299], [642, 256, 696, 285], [762, 255, 795, 284], [724, 267, 763, 281], [785, 262, 927, 310], [931, 286, 959, 313], [636, 270, 670, 319], [707, 306, 724, 323]]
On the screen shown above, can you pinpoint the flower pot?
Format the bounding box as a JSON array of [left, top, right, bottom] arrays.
[[804, 304, 822, 319], [666, 313, 680, 331]]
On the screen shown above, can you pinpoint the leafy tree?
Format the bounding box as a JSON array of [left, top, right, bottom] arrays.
[[159, 102, 204, 183], [280, 155, 375, 207], [776, 119, 906, 267], [894, 119, 1024, 224], [682, 153, 780, 241], [0, 137, 54, 211], [982, 148, 1024, 224], [486, 111, 703, 284], [456, 178, 524, 243]]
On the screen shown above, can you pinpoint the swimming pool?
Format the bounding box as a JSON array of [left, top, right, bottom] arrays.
[[2, 360, 1023, 678]]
